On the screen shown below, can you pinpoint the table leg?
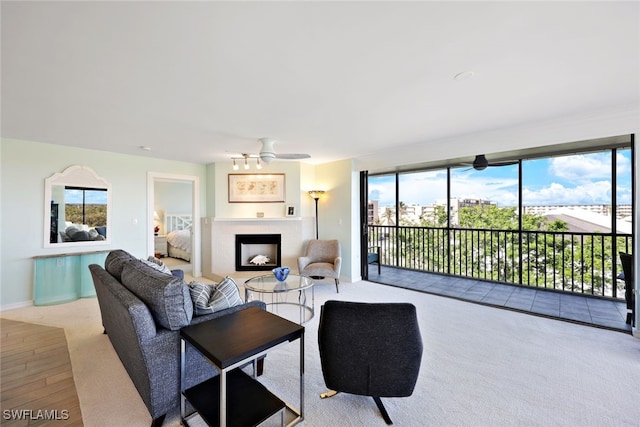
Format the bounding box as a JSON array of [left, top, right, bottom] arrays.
[[220, 369, 226, 426], [180, 339, 186, 419], [300, 332, 305, 422]]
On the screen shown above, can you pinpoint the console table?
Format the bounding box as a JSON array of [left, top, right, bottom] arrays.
[[33, 250, 109, 306], [180, 307, 305, 427]]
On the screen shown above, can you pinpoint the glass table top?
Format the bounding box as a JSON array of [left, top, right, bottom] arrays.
[[244, 274, 314, 293]]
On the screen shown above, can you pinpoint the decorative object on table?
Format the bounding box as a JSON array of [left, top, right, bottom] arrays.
[[153, 211, 163, 235], [272, 266, 290, 281], [228, 173, 285, 203], [308, 190, 325, 239], [286, 205, 296, 217], [249, 255, 270, 265]]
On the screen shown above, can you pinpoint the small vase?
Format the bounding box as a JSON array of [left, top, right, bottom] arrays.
[[272, 266, 290, 282]]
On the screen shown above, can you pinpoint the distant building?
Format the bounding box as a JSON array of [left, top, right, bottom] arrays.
[[542, 207, 632, 234], [367, 200, 378, 224], [525, 204, 631, 219], [430, 198, 496, 226]]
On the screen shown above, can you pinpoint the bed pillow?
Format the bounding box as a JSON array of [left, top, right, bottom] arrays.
[[189, 276, 243, 316]]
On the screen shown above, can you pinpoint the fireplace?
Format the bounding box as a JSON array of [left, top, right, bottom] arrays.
[[235, 234, 282, 271]]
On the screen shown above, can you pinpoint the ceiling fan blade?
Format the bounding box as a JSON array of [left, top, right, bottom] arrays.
[[488, 161, 518, 167], [275, 153, 311, 160]]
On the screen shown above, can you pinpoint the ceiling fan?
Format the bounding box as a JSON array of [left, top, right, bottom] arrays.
[[229, 137, 311, 170], [255, 137, 310, 164], [465, 154, 518, 171]]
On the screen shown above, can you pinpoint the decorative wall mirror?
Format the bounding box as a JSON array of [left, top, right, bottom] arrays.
[[43, 165, 112, 248]]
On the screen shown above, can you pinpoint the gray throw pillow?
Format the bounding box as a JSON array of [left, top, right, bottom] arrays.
[[121, 261, 193, 330], [189, 277, 243, 316], [105, 250, 136, 281]]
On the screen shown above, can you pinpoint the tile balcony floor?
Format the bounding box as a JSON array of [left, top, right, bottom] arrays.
[[367, 265, 632, 333]]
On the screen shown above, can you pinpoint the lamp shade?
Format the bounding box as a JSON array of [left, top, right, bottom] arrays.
[[308, 190, 325, 200]]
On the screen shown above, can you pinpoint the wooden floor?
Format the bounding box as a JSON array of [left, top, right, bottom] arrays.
[[1, 318, 83, 426]]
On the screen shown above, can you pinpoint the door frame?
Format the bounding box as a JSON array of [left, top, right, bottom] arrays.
[[147, 172, 201, 277]]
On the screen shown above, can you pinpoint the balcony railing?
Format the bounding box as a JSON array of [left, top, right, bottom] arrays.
[[368, 225, 633, 299]]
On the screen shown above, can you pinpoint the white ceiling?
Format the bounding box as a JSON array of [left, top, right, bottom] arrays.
[[2, 1, 639, 168]]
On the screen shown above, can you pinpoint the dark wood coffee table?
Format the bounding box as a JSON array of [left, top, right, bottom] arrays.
[[180, 307, 305, 427]]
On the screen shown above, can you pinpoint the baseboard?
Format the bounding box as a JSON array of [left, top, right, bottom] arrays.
[[0, 300, 33, 312]]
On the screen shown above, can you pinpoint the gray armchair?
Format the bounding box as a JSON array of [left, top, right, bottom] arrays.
[[318, 300, 423, 424], [298, 239, 342, 292]]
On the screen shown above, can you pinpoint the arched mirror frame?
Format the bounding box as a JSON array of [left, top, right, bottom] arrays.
[[43, 165, 112, 248]]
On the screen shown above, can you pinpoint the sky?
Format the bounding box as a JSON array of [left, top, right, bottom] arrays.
[[65, 188, 108, 204], [369, 149, 633, 208]]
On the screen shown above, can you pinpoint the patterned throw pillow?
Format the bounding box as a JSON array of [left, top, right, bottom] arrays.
[[142, 257, 172, 275], [189, 281, 213, 315], [210, 276, 243, 311], [189, 276, 243, 316]]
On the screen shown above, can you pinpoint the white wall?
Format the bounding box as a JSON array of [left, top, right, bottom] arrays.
[[0, 139, 207, 308], [211, 160, 305, 219], [315, 159, 360, 282]]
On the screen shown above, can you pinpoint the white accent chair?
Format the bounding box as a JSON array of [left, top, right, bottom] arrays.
[[298, 239, 342, 292]]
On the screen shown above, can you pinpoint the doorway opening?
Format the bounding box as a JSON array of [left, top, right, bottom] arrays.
[[147, 172, 201, 277]]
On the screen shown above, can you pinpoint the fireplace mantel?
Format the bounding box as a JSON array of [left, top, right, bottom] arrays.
[[201, 216, 313, 279]]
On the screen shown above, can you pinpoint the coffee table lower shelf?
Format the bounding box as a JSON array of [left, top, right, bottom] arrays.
[[182, 369, 286, 427]]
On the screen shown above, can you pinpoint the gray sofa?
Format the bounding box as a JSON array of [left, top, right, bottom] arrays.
[[89, 249, 265, 427]]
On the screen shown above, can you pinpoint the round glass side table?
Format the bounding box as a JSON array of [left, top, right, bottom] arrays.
[[244, 274, 315, 324]]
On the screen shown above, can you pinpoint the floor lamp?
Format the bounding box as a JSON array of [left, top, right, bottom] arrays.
[[308, 190, 325, 239]]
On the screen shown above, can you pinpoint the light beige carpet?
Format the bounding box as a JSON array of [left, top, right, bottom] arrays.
[[2, 276, 639, 426]]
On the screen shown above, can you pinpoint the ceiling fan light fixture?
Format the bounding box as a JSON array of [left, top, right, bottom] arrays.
[[259, 137, 277, 164], [259, 152, 276, 164]]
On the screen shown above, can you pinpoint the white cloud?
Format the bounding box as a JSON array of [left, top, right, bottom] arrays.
[[523, 181, 612, 205], [548, 153, 611, 182]]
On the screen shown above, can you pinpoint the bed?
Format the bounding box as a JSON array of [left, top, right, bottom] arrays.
[[165, 214, 192, 261]]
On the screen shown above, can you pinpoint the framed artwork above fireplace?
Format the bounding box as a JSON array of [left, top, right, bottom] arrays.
[[228, 173, 285, 203]]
